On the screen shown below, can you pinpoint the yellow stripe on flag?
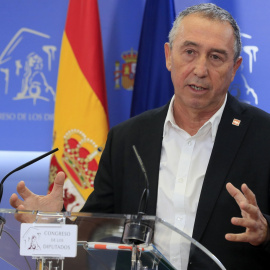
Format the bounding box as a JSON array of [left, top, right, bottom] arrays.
[[54, 32, 108, 167], [49, 0, 108, 211]]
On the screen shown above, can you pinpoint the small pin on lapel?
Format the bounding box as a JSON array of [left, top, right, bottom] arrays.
[[232, 118, 241, 126]]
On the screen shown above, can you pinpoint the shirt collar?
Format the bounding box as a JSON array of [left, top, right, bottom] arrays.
[[163, 94, 227, 142]]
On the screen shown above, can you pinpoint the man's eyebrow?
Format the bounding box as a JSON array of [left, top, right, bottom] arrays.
[[182, 40, 199, 47], [182, 40, 229, 57], [209, 48, 228, 57]]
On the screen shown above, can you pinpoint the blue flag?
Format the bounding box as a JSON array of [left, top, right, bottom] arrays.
[[130, 0, 175, 117]]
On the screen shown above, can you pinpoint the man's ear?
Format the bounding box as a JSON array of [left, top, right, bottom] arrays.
[[164, 42, 172, 71], [231, 56, 242, 82]]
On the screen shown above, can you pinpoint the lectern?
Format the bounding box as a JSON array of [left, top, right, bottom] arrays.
[[0, 209, 226, 269]]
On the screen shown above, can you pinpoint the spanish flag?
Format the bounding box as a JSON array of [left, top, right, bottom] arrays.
[[49, 0, 108, 212]]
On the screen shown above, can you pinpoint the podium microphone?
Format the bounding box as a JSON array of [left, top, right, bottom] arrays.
[[132, 145, 149, 216], [122, 145, 154, 246], [0, 148, 59, 204]]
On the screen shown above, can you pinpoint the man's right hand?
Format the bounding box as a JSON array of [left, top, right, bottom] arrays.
[[9, 171, 65, 213]]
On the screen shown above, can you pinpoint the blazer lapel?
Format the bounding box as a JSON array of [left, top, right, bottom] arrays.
[[192, 94, 252, 241], [136, 103, 169, 215]]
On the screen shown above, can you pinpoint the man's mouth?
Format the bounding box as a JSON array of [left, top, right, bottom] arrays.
[[190, 84, 206, 91]]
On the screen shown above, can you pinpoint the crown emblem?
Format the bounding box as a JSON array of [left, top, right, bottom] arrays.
[[121, 48, 137, 63], [62, 129, 103, 189]]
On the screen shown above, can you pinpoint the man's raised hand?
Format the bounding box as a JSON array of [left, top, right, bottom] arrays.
[[10, 171, 65, 212]]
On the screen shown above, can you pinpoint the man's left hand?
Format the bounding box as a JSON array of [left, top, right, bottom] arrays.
[[225, 182, 269, 246]]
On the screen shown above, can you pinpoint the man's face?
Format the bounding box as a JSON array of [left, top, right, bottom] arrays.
[[165, 14, 242, 117]]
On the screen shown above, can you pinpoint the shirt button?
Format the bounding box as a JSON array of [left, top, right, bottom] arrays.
[[178, 178, 184, 183], [188, 141, 193, 146]]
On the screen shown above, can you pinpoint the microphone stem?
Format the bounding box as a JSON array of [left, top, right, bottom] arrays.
[[1, 148, 58, 185], [132, 145, 150, 215]]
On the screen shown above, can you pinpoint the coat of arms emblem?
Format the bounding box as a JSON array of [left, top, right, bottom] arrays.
[[114, 48, 137, 90]]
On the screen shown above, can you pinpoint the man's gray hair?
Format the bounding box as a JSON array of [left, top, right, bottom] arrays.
[[169, 3, 242, 62]]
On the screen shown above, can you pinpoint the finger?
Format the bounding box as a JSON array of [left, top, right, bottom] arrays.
[[14, 206, 36, 223], [226, 231, 265, 246], [16, 181, 34, 200], [51, 171, 65, 199], [238, 202, 259, 219], [231, 217, 256, 229], [225, 232, 249, 243], [17, 204, 26, 211], [241, 184, 258, 206], [9, 193, 24, 209], [226, 182, 246, 205]]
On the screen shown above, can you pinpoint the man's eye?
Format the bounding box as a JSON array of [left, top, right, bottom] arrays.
[[211, 54, 221, 60], [186, 50, 194, 55]]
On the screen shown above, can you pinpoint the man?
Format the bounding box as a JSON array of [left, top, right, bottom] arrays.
[[10, 3, 270, 269]]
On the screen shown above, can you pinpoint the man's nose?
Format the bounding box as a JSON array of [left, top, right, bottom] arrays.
[[193, 56, 208, 78]]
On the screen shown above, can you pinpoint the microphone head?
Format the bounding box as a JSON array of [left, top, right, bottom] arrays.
[[122, 215, 155, 246]]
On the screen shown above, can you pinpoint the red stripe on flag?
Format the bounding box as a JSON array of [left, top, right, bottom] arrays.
[[65, 0, 108, 114]]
